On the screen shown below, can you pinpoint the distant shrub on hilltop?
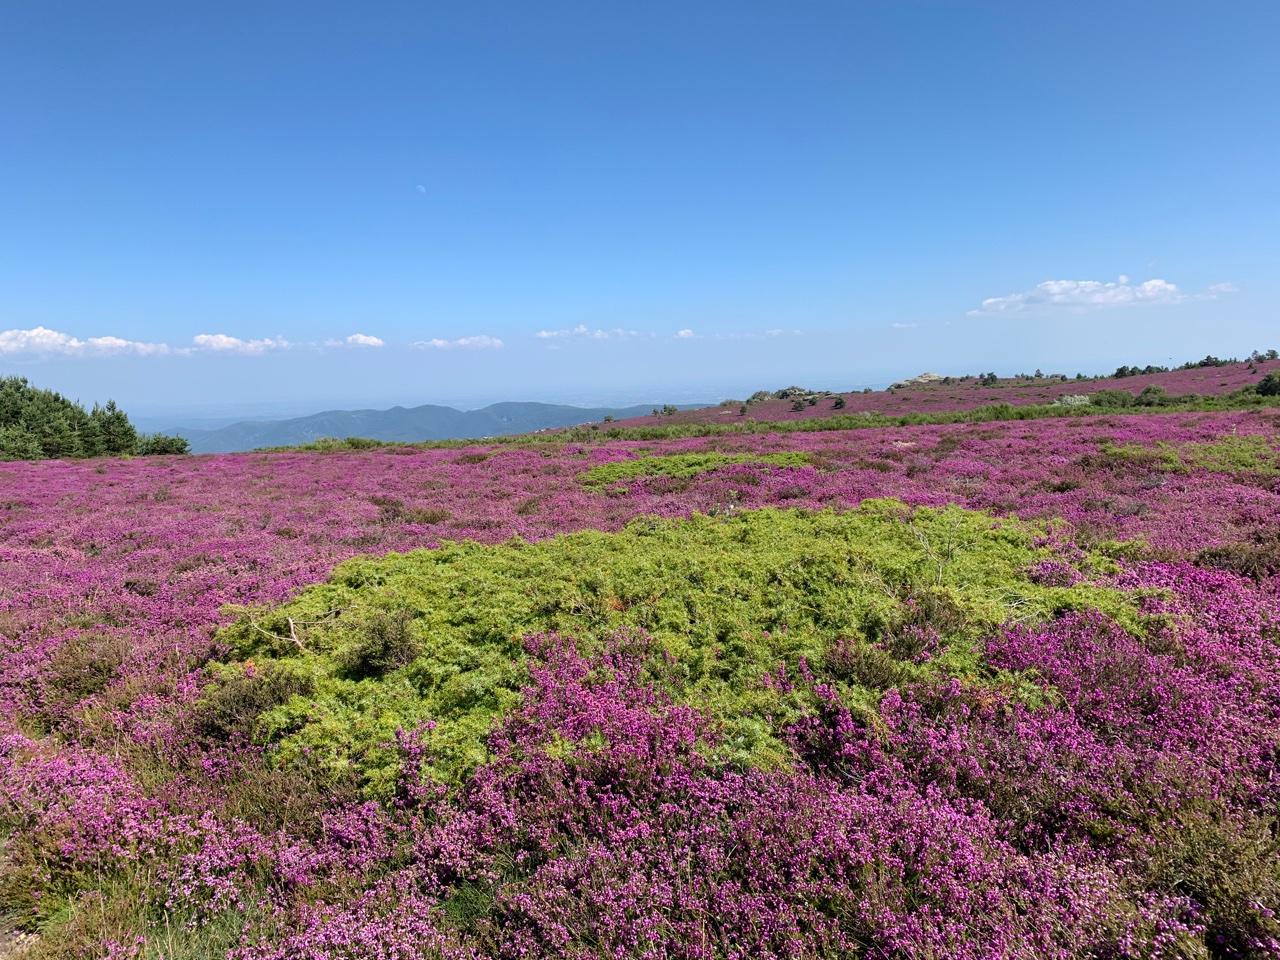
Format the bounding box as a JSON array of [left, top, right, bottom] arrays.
[[0, 376, 189, 461], [1111, 363, 1169, 378]]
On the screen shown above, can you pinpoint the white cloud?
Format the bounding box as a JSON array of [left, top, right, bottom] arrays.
[[455, 335, 503, 348], [674, 329, 695, 339], [1207, 282, 1239, 294], [534, 325, 654, 341], [535, 324, 618, 340], [85, 336, 172, 356], [968, 277, 1191, 317], [345, 333, 384, 347], [192, 334, 292, 355], [0, 327, 78, 355], [0, 326, 174, 357], [412, 334, 504, 349], [891, 322, 919, 329]]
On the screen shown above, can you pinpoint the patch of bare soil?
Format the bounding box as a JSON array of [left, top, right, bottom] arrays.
[[0, 922, 37, 960], [0, 853, 37, 960]]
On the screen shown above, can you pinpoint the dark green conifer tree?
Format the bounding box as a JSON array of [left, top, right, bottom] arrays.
[[0, 376, 182, 461], [91, 400, 138, 455]]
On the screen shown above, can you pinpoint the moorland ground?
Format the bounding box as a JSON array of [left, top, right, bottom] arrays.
[[1, 398, 1279, 958], [606, 356, 1280, 429]]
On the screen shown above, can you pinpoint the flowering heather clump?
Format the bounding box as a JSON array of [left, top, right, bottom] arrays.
[[391, 633, 1198, 960], [0, 409, 1277, 957]]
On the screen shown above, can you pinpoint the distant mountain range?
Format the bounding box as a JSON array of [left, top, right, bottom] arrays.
[[172, 401, 693, 454]]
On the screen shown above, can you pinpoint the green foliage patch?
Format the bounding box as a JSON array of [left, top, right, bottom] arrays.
[[1103, 435, 1279, 477], [0, 376, 188, 461], [576, 451, 813, 489], [1176, 435, 1280, 475], [212, 501, 1146, 798]]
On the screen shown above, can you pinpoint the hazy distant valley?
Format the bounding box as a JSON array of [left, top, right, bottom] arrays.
[[149, 400, 700, 453]]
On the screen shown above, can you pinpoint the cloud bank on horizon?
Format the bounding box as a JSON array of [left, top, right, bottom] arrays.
[[0, 327, 174, 358], [534, 326, 800, 344], [0, 275, 1240, 362], [0, 326, 713, 358], [0, 328, 397, 358], [969, 277, 1237, 317]]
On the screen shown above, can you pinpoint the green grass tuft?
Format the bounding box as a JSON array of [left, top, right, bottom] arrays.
[[576, 451, 813, 489]]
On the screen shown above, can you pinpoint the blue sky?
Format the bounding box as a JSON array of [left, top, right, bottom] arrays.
[[1, 1, 1276, 414]]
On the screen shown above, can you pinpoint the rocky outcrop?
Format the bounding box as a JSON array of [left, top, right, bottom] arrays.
[[888, 372, 948, 390]]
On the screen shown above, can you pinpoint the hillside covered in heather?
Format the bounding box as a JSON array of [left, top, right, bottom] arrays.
[[611, 354, 1280, 429], [6, 0, 1279, 956], [2, 401, 1280, 959]]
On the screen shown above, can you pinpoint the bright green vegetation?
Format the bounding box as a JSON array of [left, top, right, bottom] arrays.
[[210, 501, 1147, 799], [1173, 435, 1280, 475], [576, 451, 813, 489], [1103, 435, 1280, 477], [0, 376, 188, 461]]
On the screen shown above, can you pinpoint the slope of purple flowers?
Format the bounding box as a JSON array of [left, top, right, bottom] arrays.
[[613, 357, 1280, 427], [1, 410, 1278, 958]]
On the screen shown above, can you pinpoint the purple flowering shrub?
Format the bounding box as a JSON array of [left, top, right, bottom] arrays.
[[233, 633, 1200, 959]]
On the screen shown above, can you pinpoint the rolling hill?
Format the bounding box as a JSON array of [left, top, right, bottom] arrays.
[[175, 400, 691, 453]]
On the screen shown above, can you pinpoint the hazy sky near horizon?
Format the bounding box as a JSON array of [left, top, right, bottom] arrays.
[[2, 1, 1277, 413]]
